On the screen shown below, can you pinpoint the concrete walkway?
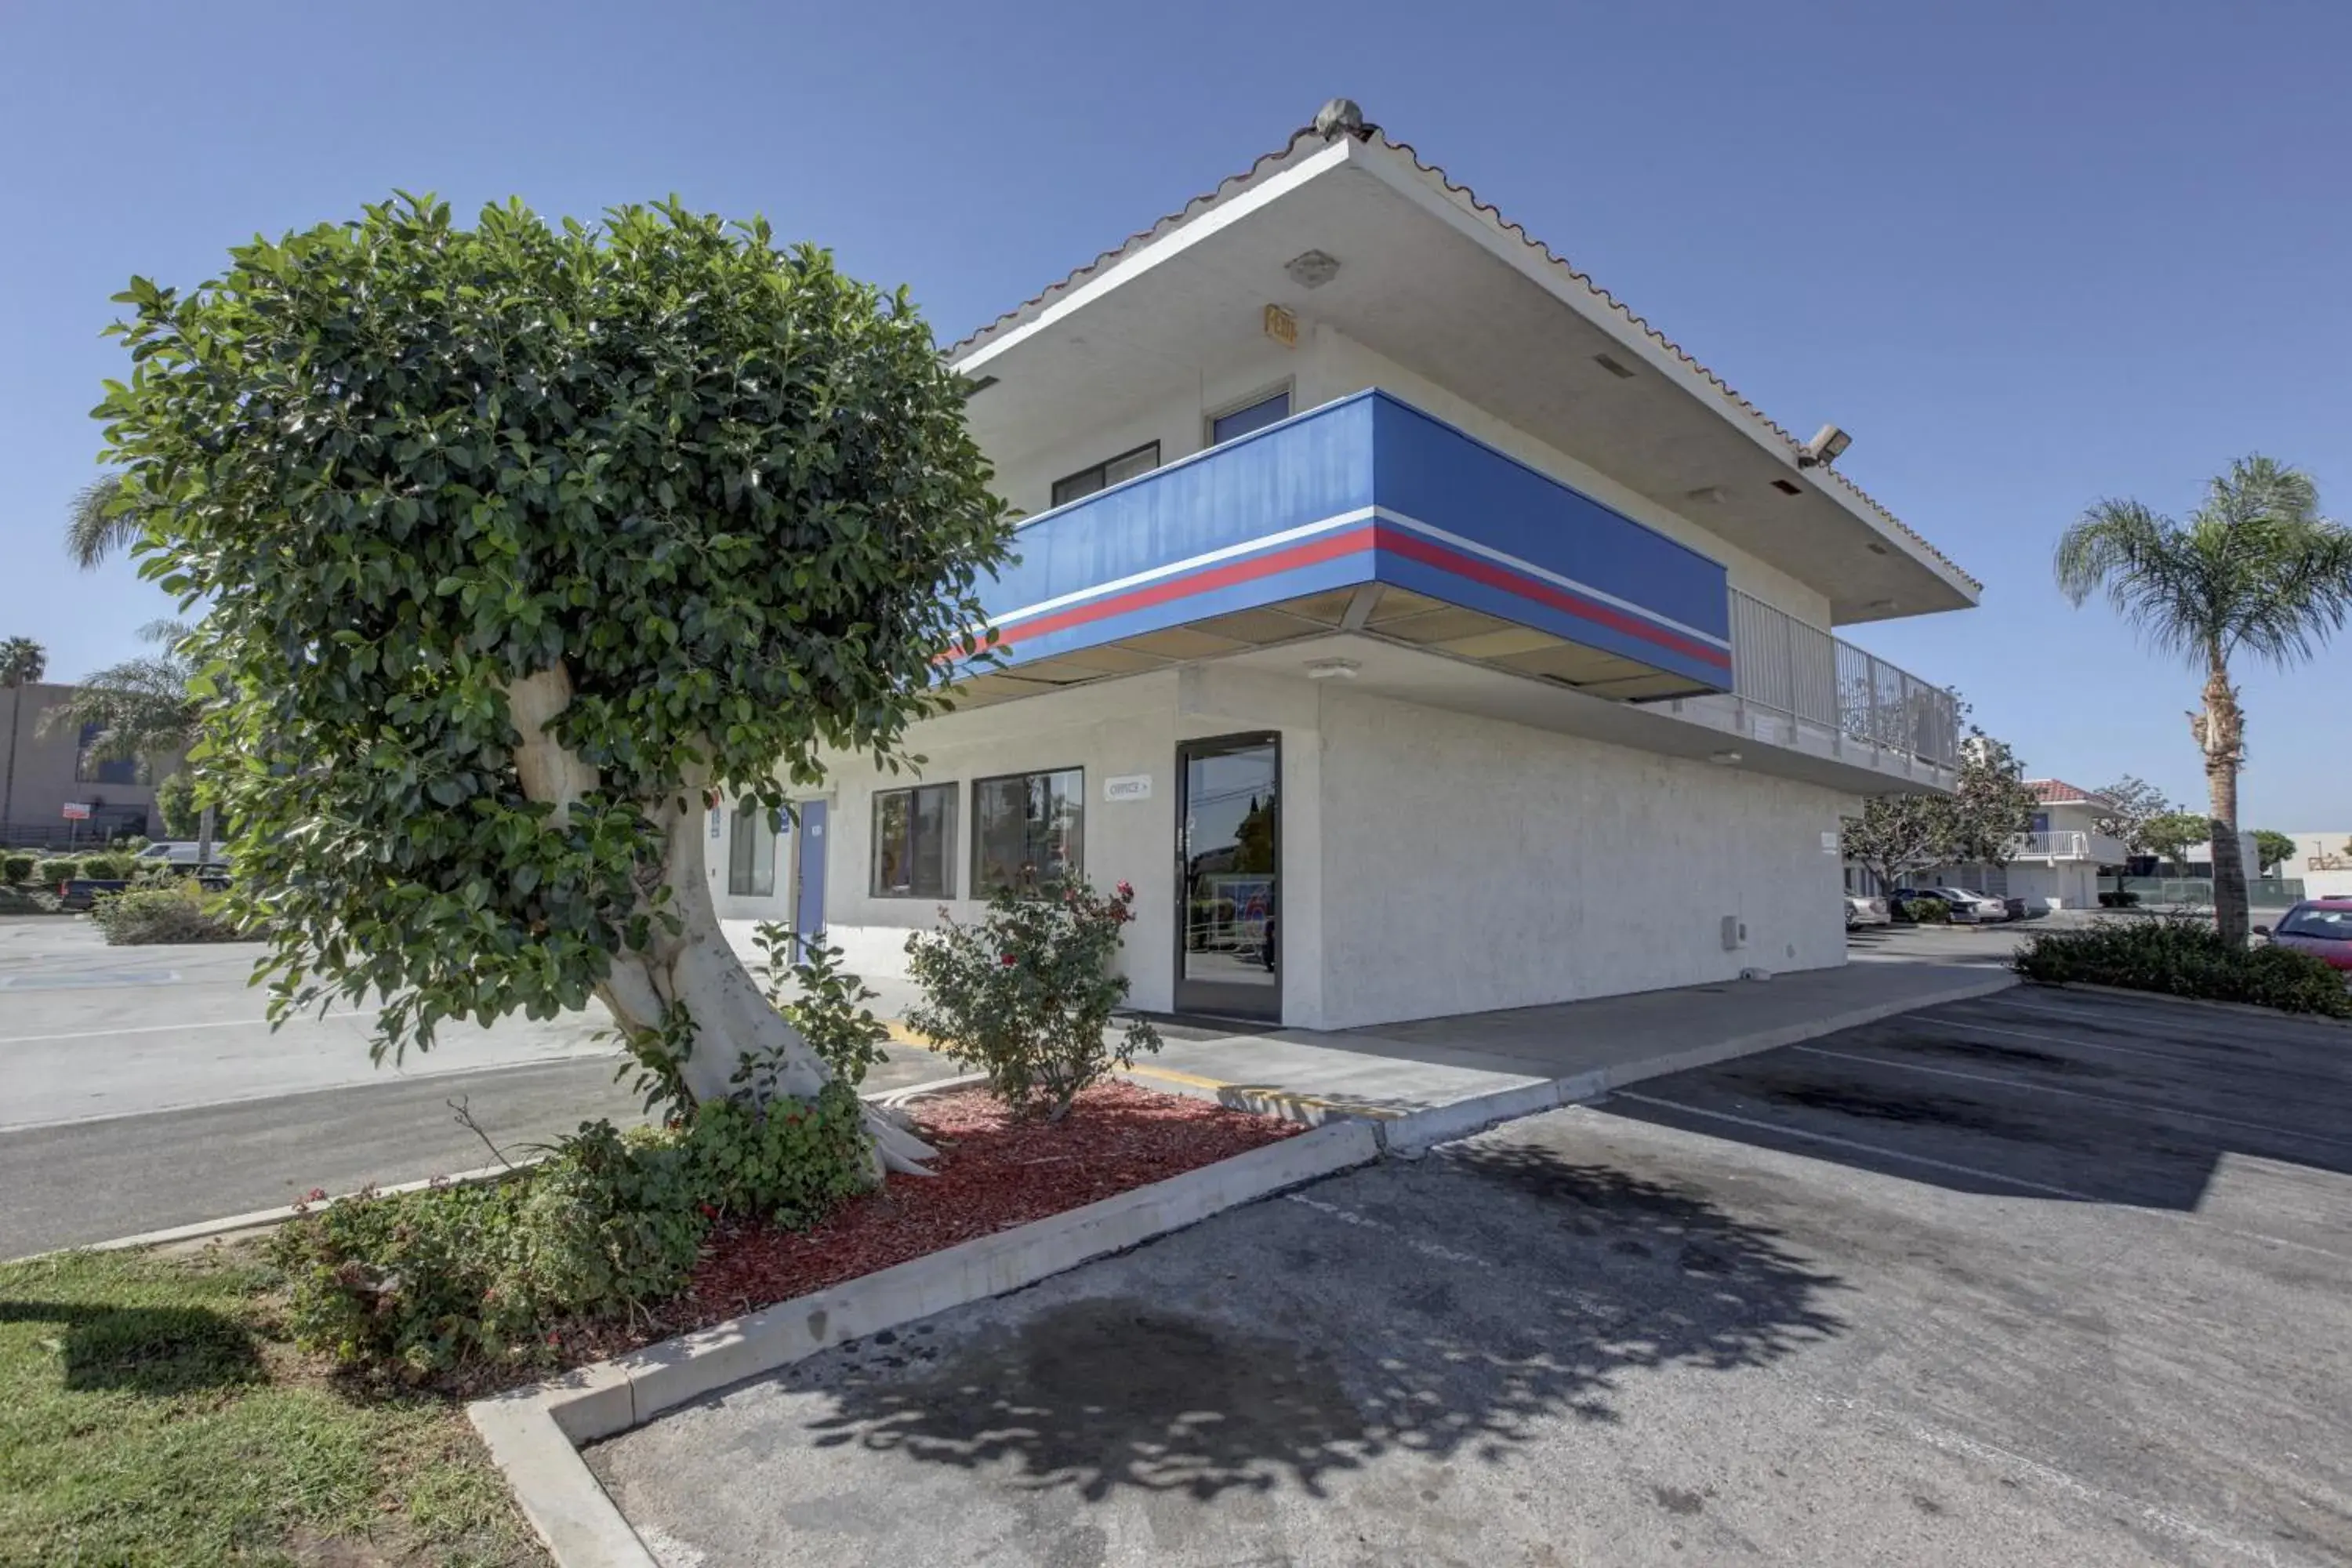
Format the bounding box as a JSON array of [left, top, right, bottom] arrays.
[[717, 927, 2015, 1135], [1112, 962, 2017, 1129]]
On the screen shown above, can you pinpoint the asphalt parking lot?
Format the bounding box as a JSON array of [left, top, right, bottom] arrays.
[[592, 985, 2352, 1567]]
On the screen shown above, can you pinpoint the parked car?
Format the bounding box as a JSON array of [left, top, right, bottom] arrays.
[[136, 840, 232, 869], [2256, 899, 2352, 973], [1844, 894, 1891, 929], [1907, 885, 2008, 924]]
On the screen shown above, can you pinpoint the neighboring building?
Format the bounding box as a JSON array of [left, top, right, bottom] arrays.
[[0, 681, 170, 847], [2281, 832, 2352, 900], [1998, 778, 2131, 910], [712, 103, 1978, 1026]]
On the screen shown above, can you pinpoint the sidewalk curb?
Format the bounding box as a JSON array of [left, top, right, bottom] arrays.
[[1371, 969, 2021, 1154], [467, 1119, 1382, 1568]]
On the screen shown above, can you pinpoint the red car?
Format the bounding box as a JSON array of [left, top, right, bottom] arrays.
[[2259, 898, 2352, 971]]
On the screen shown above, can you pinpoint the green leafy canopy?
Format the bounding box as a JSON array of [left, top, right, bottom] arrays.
[[94, 194, 1012, 1054]]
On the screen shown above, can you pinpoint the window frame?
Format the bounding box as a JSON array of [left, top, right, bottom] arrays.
[[1049, 441, 1161, 510], [1203, 381, 1294, 448], [968, 766, 1087, 898], [869, 782, 957, 900], [728, 800, 779, 898]]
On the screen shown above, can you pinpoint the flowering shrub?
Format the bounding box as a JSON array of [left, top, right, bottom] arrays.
[[748, 924, 893, 1091], [904, 875, 1161, 1120]]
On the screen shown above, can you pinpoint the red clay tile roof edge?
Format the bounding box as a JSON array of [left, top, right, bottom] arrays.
[[2027, 779, 2117, 806], [946, 118, 1980, 596]]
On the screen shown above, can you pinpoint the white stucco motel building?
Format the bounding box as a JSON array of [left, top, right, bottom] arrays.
[[710, 100, 1980, 1029]]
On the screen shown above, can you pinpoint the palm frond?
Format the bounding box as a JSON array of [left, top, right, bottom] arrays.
[[2056, 458, 2352, 671], [0, 637, 45, 687], [64, 473, 140, 571]]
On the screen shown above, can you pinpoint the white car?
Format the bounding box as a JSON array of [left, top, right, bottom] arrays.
[[135, 840, 232, 869], [1844, 894, 1891, 928]]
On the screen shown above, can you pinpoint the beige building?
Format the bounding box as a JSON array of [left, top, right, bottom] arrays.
[[1, 681, 169, 847]]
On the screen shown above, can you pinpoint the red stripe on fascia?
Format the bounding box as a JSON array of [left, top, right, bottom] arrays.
[[992, 524, 1377, 651], [1374, 525, 1733, 670]]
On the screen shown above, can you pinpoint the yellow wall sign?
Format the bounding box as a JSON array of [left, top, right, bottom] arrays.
[[1263, 303, 1298, 348]]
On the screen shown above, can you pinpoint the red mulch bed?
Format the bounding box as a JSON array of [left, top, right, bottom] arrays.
[[543, 1081, 1298, 1372]]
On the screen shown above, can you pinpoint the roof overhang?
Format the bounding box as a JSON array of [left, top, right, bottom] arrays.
[[952, 129, 1978, 626]]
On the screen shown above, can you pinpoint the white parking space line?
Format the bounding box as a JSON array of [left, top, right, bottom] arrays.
[[1907, 1014, 2197, 1065], [1608, 1091, 2097, 1200], [1791, 1044, 2352, 1151]]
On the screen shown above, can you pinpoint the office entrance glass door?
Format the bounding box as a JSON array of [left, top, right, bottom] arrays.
[[1174, 734, 1279, 1020]]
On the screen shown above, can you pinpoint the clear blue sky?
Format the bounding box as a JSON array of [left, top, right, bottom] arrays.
[[5, 0, 2347, 824]]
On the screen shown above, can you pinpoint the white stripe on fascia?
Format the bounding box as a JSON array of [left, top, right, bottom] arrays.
[[986, 507, 1379, 630], [1370, 506, 1733, 652]]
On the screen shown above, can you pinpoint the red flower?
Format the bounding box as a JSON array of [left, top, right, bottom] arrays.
[[304, 1187, 328, 1203], [1115, 880, 1134, 900], [1000, 953, 1017, 967]]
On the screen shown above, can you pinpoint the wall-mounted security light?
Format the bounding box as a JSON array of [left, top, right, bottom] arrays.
[[1797, 423, 1853, 467]]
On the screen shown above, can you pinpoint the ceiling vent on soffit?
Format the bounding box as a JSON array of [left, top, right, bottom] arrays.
[[1285, 249, 1341, 289]]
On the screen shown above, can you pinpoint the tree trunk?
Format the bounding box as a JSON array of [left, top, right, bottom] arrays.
[[2191, 662, 2249, 946], [503, 665, 934, 1178], [195, 800, 216, 869]]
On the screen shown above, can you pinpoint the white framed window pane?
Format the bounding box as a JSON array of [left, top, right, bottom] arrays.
[[973, 768, 1084, 895], [873, 786, 953, 898]]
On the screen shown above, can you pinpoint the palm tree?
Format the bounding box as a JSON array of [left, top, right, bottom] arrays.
[[64, 474, 137, 571], [2, 636, 47, 835], [40, 621, 215, 862], [2056, 456, 2352, 944]]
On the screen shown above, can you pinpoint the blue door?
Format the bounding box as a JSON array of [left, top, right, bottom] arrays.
[[793, 800, 828, 957]]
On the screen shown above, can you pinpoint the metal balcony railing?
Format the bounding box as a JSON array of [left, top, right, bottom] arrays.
[[1728, 590, 1959, 769], [2009, 830, 2090, 859]]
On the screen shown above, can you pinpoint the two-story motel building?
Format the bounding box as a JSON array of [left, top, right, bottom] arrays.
[[710, 101, 1978, 1031]]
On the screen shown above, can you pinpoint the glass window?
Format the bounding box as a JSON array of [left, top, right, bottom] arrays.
[[871, 784, 955, 898], [1050, 441, 1160, 508], [74, 722, 138, 785], [972, 768, 1084, 895], [1209, 389, 1290, 445], [728, 802, 777, 898]]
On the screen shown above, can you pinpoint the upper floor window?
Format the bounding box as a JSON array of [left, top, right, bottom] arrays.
[[75, 722, 138, 786], [1051, 442, 1160, 508], [1207, 387, 1290, 446]]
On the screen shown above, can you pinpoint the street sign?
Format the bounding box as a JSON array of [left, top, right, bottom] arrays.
[[61, 803, 91, 822]]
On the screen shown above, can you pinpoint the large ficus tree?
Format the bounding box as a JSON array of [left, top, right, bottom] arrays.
[[95, 196, 1011, 1173]]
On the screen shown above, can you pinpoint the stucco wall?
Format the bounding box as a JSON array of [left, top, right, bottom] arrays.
[[2, 681, 168, 839], [1312, 684, 1849, 1028]]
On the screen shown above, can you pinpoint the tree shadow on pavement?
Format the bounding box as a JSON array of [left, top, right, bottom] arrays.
[[799, 1145, 1846, 1503]]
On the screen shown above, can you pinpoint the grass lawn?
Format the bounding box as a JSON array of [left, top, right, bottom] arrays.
[[0, 1246, 541, 1567]]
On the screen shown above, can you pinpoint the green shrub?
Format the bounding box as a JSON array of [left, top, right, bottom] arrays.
[[34, 856, 81, 886], [2, 852, 34, 884], [750, 924, 892, 1091], [2015, 919, 2352, 1017], [905, 875, 1162, 1119], [270, 1094, 869, 1380], [88, 880, 249, 944], [684, 1082, 871, 1225], [78, 851, 132, 880], [1894, 895, 1951, 925]]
